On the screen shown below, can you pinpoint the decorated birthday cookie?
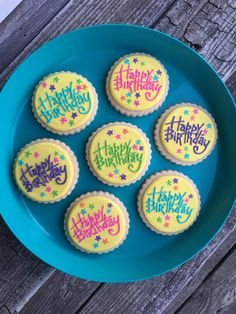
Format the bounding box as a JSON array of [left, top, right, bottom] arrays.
[[154, 104, 218, 165], [138, 171, 200, 235], [86, 122, 151, 186], [64, 192, 129, 253], [106, 53, 169, 116], [32, 71, 98, 135], [13, 139, 79, 203]]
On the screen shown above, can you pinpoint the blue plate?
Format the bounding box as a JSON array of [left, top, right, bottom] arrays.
[[1, 24, 235, 283]]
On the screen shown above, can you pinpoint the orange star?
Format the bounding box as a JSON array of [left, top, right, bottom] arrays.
[[79, 202, 85, 208], [82, 84, 87, 89], [122, 129, 129, 134]]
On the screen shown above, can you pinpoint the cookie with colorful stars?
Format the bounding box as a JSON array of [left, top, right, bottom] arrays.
[[106, 53, 169, 116], [32, 71, 98, 135], [64, 191, 129, 253], [86, 122, 152, 186], [138, 170, 201, 235], [154, 103, 218, 165], [13, 138, 79, 203]]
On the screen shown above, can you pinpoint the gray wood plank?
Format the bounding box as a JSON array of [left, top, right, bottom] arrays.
[[177, 245, 236, 314], [0, 0, 70, 73], [155, 0, 236, 80]]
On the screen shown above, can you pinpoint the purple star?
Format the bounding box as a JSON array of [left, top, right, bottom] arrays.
[[71, 112, 78, 119], [49, 84, 55, 91], [133, 58, 138, 63], [135, 92, 140, 98], [107, 130, 113, 136], [107, 203, 113, 208], [173, 178, 178, 184], [189, 194, 193, 198], [156, 70, 162, 75], [139, 146, 144, 151], [120, 174, 126, 180], [95, 235, 101, 241]]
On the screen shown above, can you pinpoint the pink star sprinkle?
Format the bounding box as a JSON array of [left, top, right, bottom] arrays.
[[42, 82, 47, 88], [203, 129, 208, 135], [34, 152, 40, 158], [134, 100, 140, 107], [53, 157, 59, 163], [115, 134, 121, 139], [76, 85, 82, 91], [165, 215, 171, 221], [185, 198, 189, 203], [60, 117, 68, 124], [174, 186, 178, 190], [108, 172, 114, 178], [193, 108, 199, 114], [177, 148, 182, 154], [190, 115, 195, 121], [46, 186, 52, 193], [132, 144, 138, 150]]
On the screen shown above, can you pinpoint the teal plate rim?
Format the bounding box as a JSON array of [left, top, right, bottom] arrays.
[[0, 24, 236, 283]]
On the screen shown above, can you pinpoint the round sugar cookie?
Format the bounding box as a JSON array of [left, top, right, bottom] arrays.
[[32, 71, 98, 135], [64, 192, 129, 253], [138, 171, 200, 235], [154, 103, 218, 165], [106, 53, 169, 116], [13, 139, 79, 203], [86, 122, 152, 186]]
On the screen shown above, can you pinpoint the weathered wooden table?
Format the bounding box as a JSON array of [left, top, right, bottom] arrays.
[[0, 1, 235, 313]]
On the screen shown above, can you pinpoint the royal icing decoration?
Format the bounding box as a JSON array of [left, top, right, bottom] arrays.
[[141, 173, 200, 234], [159, 105, 217, 163], [108, 54, 168, 113], [65, 194, 128, 253], [33, 72, 97, 133], [87, 123, 151, 185], [14, 140, 76, 202]]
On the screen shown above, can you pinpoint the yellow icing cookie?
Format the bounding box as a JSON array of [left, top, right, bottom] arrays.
[[86, 122, 151, 186], [138, 171, 200, 234], [32, 71, 98, 134], [106, 53, 169, 116], [64, 192, 129, 253], [14, 139, 79, 203], [155, 104, 217, 165]]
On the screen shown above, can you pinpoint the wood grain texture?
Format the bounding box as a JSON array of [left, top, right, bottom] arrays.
[[155, 0, 236, 80], [177, 245, 236, 314], [0, 0, 235, 313]]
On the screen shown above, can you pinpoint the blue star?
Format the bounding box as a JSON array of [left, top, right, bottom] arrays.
[[60, 155, 65, 161], [207, 123, 212, 129], [81, 209, 87, 215], [18, 159, 24, 166], [184, 153, 190, 159], [107, 203, 113, 208], [133, 58, 138, 63], [153, 74, 159, 81], [126, 92, 132, 97], [124, 58, 130, 64], [114, 168, 119, 174], [156, 70, 162, 75], [40, 192, 45, 198], [184, 110, 189, 115], [95, 235, 101, 241], [136, 139, 141, 145], [93, 242, 100, 249], [135, 92, 140, 98]]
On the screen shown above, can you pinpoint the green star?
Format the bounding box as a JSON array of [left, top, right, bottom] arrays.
[[167, 179, 172, 186], [184, 146, 188, 151], [127, 98, 132, 104], [77, 79, 82, 84], [51, 190, 58, 197], [53, 77, 59, 83], [69, 119, 75, 127], [107, 208, 111, 214], [89, 204, 95, 210], [157, 217, 162, 223], [40, 192, 45, 198], [60, 155, 65, 161], [54, 151, 59, 156], [25, 150, 32, 158], [141, 61, 145, 66], [184, 110, 189, 115]]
